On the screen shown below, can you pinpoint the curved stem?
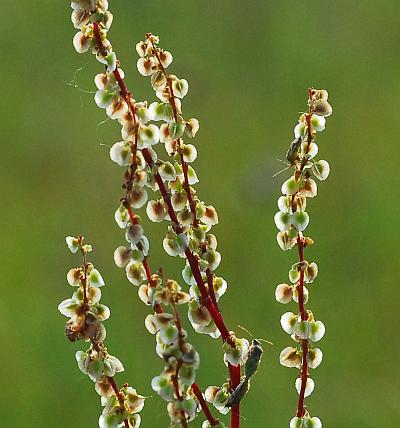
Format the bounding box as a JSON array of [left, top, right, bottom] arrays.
[[142, 147, 234, 346], [146, 34, 199, 227], [191, 383, 219, 426], [92, 24, 240, 426]]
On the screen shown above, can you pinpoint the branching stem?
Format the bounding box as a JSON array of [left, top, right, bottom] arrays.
[[92, 23, 241, 427]]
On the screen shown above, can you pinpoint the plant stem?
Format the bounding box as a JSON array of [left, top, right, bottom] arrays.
[[126, 204, 163, 314], [206, 268, 220, 312], [170, 304, 189, 427], [93, 22, 233, 346], [295, 235, 309, 417], [191, 383, 219, 426], [229, 363, 241, 428], [92, 24, 240, 426], [108, 376, 129, 428], [293, 89, 314, 417], [142, 147, 234, 346], [146, 34, 199, 227], [78, 237, 89, 311]]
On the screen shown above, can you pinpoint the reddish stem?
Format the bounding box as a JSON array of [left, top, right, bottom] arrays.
[[143, 258, 152, 285], [296, 237, 307, 321], [126, 205, 136, 224], [296, 338, 309, 418], [147, 35, 199, 227], [172, 303, 186, 354], [142, 258, 163, 314], [108, 376, 129, 428], [298, 88, 314, 174], [229, 364, 241, 428], [93, 25, 233, 345], [92, 24, 240, 424], [184, 246, 233, 345], [142, 147, 234, 345], [206, 268, 220, 312], [293, 89, 314, 417], [180, 156, 199, 227], [295, 225, 309, 418], [169, 358, 188, 428], [191, 383, 219, 426], [93, 28, 164, 319]]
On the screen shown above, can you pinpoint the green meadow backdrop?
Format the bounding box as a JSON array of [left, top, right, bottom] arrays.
[[1, 1, 399, 426]]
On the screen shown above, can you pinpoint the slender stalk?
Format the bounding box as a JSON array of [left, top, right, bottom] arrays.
[[293, 90, 314, 418], [170, 303, 189, 428], [76, 240, 130, 428], [108, 377, 130, 428], [92, 23, 241, 426], [146, 34, 199, 227], [127, 200, 163, 314], [140, 41, 243, 423], [191, 383, 219, 426], [206, 268, 220, 312], [295, 236, 309, 417], [296, 237, 307, 321], [141, 147, 234, 346], [171, 303, 186, 355], [108, 376, 125, 406], [229, 363, 241, 428], [92, 23, 233, 345], [78, 236, 89, 311]]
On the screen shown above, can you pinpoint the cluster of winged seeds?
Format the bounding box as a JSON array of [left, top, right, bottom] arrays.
[[274, 89, 332, 427], [60, 1, 266, 427]]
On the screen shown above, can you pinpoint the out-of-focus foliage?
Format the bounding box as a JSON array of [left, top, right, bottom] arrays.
[[1, 1, 399, 427]]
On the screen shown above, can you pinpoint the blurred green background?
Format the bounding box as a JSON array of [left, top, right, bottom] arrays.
[[1, 0, 399, 426]]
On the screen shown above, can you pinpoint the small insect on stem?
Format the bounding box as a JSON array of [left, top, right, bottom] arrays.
[[225, 378, 250, 408], [244, 339, 264, 379], [225, 327, 272, 408], [286, 137, 302, 165], [273, 137, 302, 178]]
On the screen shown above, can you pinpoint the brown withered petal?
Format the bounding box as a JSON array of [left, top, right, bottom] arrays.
[[201, 206, 219, 226], [71, 9, 90, 29], [73, 31, 91, 54], [175, 291, 191, 305], [314, 89, 329, 101], [299, 178, 318, 198], [151, 71, 167, 90], [94, 73, 110, 90], [95, 376, 114, 398], [279, 346, 302, 368], [159, 50, 173, 68], [71, 0, 97, 11], [185, 118, 200, 138], [312, 99, 332, 117], [189, 305, 211, 326], [171, 192, 188, 211], [106, 98, 128, 120]]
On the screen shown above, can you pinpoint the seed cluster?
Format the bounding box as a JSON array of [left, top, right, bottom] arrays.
[[59, 236, 145, 428], [63, 1, 259, 427], [275, 89, 332, 427]]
